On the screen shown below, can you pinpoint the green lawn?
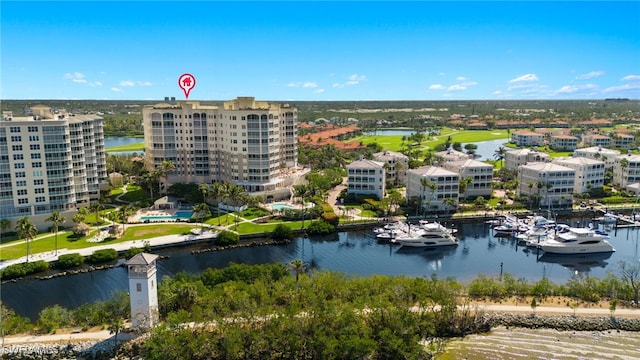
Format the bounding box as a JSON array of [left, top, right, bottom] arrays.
[[348, 128, 510, 152], [105, 142, 145, 152], [234, 220, 305, 234], [0, 224, 196, 261]]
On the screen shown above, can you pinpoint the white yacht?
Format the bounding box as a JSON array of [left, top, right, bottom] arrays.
[[539, 227, 615, 254], [391, 222, 458, 248]]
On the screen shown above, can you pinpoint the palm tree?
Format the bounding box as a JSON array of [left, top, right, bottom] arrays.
[[289, 259, 305, 291], [494, 146, 507, 168], [225, 184, 245, 224], [15, 217, 38, 262], [211, 182, 226, 226], [120, 205, 134, 233], [459, 177, 473, 198], [89, 201, 103, 226], [420, 177, 437, 215], [192, 203, 211, 233], [199, 183, 210, 204], [0, 218, 11, 235], [158, 160, 176, 196], [45, 211, 65, 256]]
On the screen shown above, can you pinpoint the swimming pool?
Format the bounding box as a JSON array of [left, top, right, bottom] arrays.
[[140, 211, 194, 221], [272, 203, 297, 211]]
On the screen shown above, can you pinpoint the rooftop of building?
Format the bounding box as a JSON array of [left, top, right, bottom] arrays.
[[409, 166, 459, 177], [574, 146, 621, 155], [519, 162, 575, 172], [553, 156, 605, 165], [506, 148, 550, 156], [347, 158, 384, 169], [372, 150, 409, 160], [445, 158, 493, 169]]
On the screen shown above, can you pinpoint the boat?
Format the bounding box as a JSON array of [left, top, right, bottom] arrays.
[[391, 222, 458, 248], [493, 222, 529, 234], [538, 227, 615, 254], [375, 229, 406, 240], [516, 229, 550, 247], [593, 212, 618, 224]]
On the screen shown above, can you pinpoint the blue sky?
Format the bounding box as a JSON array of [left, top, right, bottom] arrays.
[[2, 1, 639, 101]]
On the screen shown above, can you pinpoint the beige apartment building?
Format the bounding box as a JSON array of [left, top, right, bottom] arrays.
[[0, 108, 106, 228], [142, 97, 300, 200]]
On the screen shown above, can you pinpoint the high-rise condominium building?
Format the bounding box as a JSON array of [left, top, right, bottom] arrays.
[[0, 107, 106, 225], [143, 97, 299, 196]]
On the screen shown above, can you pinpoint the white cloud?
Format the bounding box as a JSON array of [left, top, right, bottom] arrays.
[[345, 73, 367, 86], [438, 72, 446, 76], [429, 84, 445, 90], [314, 88, 325, 94], [111, 87, 122, 92], [604, 83, 640, 93], [64, 72, 85, 80], [333, 73, 367, 87], [88, 81, 103, 87], [447, 84, 467, 92], [137, 81, 153, 87], [621, 74, 640, 81], [555, 84, 598, 94], [509, 73, 539, 83], [72, 78, 88, 84], [456, 76, 467, 81], [120, 80, 136, 87], [576, 71, 604, 80], [287, 81, 317, 88]]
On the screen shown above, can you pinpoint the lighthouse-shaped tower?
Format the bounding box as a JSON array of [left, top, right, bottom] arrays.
[[125, 253, 159, 329]]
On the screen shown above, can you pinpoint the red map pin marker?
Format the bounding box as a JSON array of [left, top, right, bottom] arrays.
[[178, 73, 196, 99]]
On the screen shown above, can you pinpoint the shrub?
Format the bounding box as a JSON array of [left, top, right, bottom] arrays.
[[321, 211, 339, 226], [0, 260, 50, 280], [270, 224, 294, 241], [216, 231, 239, 246], [124, 246, 144, 260], [85, 249, 118, 264], [57, 253, 84, 269], [306, 220, 336, 235]]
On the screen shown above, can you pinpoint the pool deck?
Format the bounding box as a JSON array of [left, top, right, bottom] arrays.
[[129, 208, 191, 223]]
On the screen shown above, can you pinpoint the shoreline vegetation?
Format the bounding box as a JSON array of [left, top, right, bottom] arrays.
[[2, 264, 639, 359]]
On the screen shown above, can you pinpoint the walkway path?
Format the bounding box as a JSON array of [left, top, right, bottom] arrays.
[[3, 302, 638, 345]]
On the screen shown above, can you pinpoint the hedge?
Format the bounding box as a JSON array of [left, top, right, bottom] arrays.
[[0, 260, 49, 280], [56, 253, 84, 269], [85, 249, 118, 264]]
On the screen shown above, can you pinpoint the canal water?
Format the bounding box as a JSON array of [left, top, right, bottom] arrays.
[[4, 221, 639, 320]]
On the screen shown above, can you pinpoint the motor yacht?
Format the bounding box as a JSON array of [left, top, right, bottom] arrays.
[[538, 227, 615, 254], [391, 222, 458, 248]]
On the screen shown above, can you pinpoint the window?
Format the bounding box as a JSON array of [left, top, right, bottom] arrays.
[[28, 126, 38, 132], [136, 283, 142, 292], [15, 171, 26, 178], [30, 144, 40, 150], [35, 188, 45, 194], [35, 196, 45, 203], [31, 153, 41, 159], [18, 198, 28, 204], [32, 162, 42, 168], [16, 180, 26, 186], [14, 163, 24, 169], [13, 154, 23, 160], [17, 189, 27, 195], [10, 127, 20, 133], [11, 136, 21, 142], [28, 135, 39, 141]]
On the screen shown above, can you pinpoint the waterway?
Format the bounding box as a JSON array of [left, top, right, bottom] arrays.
[[104, 137, 144, 155], [3, 220, 639, 320]]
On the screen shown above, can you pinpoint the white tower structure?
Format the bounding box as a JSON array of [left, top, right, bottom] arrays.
[[125, 253, 159, 329]]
